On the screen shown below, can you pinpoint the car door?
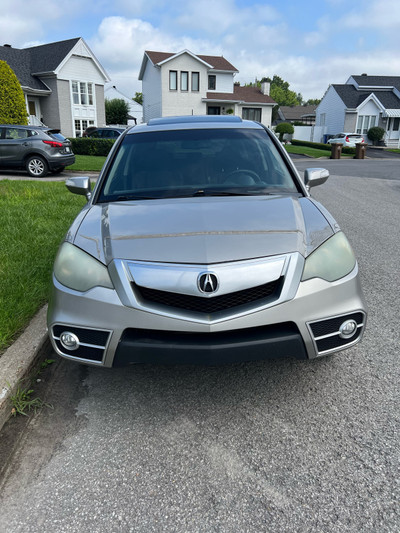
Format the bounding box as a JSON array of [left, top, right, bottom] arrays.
[[0, 127, 32, 166]]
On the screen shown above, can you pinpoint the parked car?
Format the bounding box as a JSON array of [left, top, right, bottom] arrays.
[[327, 133, 365, 147], [48, 115, 367, 368], [0, 124, 75, 177], [84, 127, 125, 139]]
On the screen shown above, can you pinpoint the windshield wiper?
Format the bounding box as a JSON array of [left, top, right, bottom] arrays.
[[114, 194, 160, 201]]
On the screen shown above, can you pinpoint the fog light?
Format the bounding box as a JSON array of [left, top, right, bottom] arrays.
[[339, 320, 358, 339], [60, 331, 80, 351]]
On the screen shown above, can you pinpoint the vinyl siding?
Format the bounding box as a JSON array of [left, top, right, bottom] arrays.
[[315, 86, 346, 137]]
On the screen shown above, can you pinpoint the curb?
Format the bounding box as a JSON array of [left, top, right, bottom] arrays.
[[0, 305, 51, 432]]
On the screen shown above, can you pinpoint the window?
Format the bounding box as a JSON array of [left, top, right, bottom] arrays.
[[192, 72, 199, 91], [72, 82, 79, 105], [357, 115, 376, 134], [181, 71, 188, 91], [392, 118, 400, 131], [75, 119, 94, 137], [208, 75, 216, 90], [242, 108, 262, 122], [72, 81, 94, 106], [320, 113, 326, 127], [169, 71, 177, 90]]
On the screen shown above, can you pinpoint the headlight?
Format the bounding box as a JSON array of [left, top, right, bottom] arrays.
[[302, 232, 356, 282], [54, 242, 114, 291]]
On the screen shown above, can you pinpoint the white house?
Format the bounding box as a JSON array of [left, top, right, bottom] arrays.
[[316, 75, 400, 147], [104, 85, 143, 125], [138, 50, 275, 127], [0, 38, 110, 137]]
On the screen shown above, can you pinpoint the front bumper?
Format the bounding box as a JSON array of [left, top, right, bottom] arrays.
[[47, 264, 367, 367]]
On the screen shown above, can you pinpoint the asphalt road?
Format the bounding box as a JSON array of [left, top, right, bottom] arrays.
[[0, 160, 399, 533]]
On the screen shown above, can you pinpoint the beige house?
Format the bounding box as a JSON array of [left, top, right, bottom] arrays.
[[139, 50, 275, 127]]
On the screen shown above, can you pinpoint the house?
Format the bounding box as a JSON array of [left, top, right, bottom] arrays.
[[138, 50, 275, 126], [276, 105, 317, 125], [315, 75, 400, 147], [104, 85, 143, 125], [0, 38, 110, 137]]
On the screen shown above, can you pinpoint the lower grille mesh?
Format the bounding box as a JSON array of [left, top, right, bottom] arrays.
[[132, 277, 283, 314]]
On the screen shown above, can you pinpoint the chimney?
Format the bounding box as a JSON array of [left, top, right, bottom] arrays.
[[261, 81, 270, 96]]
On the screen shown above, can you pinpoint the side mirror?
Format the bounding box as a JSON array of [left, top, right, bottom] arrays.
[[66, 177, 92, 201], [304, 168, 329, 190]]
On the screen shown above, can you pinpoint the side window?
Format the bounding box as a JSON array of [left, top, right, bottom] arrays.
[[28, 130, 39, 137], [0, 127, 4, 139]]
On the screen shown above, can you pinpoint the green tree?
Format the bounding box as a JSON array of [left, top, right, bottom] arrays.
[[275, 122, 294, 142], [304, 98, 321, 106], [105, 98, 130, 125], [0, 60, 28, 124], [133, 92, 143, 105]]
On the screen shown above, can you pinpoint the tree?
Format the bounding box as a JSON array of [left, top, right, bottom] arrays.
[[133, 92, 143, 105], [304, 98, 321, 106], [275, 122, 294, 142], [0, 60, 28, 124], [105, 98, 130, 125], [367, 126, 385, 146]]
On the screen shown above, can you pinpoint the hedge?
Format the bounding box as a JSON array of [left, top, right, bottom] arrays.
[[68, 137, 115, 156], [291, 138, 356, 155]]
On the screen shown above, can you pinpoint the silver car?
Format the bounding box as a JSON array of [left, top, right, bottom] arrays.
[[48, 116, 367, 367]]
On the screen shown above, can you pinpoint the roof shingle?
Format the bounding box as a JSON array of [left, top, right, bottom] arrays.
[[145, 50, 238, 72]]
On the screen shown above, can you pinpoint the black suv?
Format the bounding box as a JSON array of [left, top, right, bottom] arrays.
[[0, 125, 75, 177], [84, 127, 125, 139]]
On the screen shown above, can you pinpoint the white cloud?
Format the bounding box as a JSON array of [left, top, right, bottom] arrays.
[[341, 0, 400, 29]]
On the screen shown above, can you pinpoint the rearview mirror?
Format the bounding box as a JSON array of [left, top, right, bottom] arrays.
[[66, 177, 92, 201], [304, 168, 329, 190]]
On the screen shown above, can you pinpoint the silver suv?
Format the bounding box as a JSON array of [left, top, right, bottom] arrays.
[[0, 124, 75, 177], [48, 116, 367, 367]]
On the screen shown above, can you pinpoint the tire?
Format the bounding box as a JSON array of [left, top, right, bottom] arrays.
[[26, 156, 48, 178]]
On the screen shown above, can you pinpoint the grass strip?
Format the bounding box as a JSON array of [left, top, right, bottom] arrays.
[[0, 180, 86, 352], [66, 154, 106, 171]]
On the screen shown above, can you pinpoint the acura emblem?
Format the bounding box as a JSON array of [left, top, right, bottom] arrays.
[[198, 272, 219, 294]]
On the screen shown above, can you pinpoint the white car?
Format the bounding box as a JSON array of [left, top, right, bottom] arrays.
[[327, 133, 364, 147]]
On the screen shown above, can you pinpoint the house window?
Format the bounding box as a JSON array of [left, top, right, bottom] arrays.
[[169, 71, 177, 90], [320, 113, 326, 126], [181, 71, 188, 92], [242, 108, 262, 122], [72, 81, 94, 106], [357, 115, 376, 134], [192, 72, 199, 91], [208, 75, 216, 90], [72, 81, 79, 105], [74, 119, 94, 137], [392, 118, 400, 131]]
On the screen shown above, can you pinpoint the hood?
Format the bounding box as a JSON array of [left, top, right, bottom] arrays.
[[72, 195, 334, 264]]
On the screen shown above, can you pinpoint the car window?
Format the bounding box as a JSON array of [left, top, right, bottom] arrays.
[[98, 128, 299, 202], [5, 128, 28, 140], [28, 130, 39, 137]]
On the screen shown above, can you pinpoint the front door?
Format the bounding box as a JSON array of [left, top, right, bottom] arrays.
[[388, 118, 400, 141], [207, 106, 221, 115]]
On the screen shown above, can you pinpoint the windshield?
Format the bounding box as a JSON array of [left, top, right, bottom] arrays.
[[97, 128, 299, 202]]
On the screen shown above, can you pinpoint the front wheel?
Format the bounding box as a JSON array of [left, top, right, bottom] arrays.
[[26, 156, 48, 178]]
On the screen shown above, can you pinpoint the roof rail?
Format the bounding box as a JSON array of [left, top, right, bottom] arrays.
[[148, 115, 242, 126]]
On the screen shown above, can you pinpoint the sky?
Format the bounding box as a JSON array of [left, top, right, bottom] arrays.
[[1, 0, 400, 101]]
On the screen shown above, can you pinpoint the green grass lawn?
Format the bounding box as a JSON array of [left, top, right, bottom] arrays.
[[66, 154, 106, 171], [0, 181, 86, 353]]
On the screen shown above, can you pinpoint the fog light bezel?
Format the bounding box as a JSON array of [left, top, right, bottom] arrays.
[[60, 331, 80, 351], [338, 319, 358, 339]]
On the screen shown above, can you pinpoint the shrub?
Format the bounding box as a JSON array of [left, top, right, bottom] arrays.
[[291, 139, 356, 155], [275, 122, 294, 141], [367, 126, 385, 145], [0, 60, 28, 124], [105, 98, 130, 125], [68, 137, 115, 156]]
